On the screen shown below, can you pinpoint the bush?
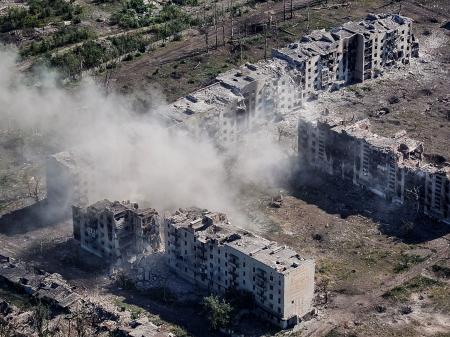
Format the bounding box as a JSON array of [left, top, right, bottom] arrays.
[[0, 0, 82, 32], [393, 254, 426, 273], [382, 276, 440, 302], [50, 33, 148, 75], [202, 295, 233, 330], [110, 0, 153, 28], [21, 27, 95, 56]]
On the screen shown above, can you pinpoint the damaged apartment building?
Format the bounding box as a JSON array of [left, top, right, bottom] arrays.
[[70, 205, 315, 328], [46, 14, 420, 210], [165, 208, 315, 328], [166, 14, 418, 146], [72, 200, 161, 259], [298, 116, 450, 224]]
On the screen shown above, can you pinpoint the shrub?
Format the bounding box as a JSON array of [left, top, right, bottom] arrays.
[[0, 0, 82, 32], [202, 295, 233, 330], [110, 0, 153, 28], [21, 27, 95, 56]]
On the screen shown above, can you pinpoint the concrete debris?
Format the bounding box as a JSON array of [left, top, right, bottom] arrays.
[[0, 255, 171, 337]]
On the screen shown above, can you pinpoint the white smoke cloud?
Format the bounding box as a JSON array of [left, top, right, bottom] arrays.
[[0, 46, 293, 220]]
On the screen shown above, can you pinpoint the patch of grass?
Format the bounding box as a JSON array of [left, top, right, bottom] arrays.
[[113, 298, 145, 318], [382, 276, 440, 302], [361, 249, 391, 267], [429, 284, 450, 313], [393, 254, 427, 273], [170, 324, 191, 337], [113, 298, 171, 325]]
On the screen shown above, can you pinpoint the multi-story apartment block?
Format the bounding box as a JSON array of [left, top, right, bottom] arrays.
[[72, 200, 161, 259], [165, 208, 315, 328], [298, 116, 450, 224], [166, 14, 418, 148], [46, 151, 88, 210], [274, 14, 418, 96], [168, 60, 302, 147], [216, 60, 303, 121], [168, 82, 246, 145]]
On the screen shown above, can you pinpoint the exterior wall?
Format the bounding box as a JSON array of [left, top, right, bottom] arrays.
[[73, 206, 120, 259], [46, 154, 87, 210], [73, 203, 161, 260], [165, 219, 315, 328], [423, 172, 450, 223], [298, 118, 450, 223]]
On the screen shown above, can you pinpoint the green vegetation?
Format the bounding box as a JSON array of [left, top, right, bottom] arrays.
[[382, 276, 440, 302], [113, 298, 171, 327], [0, 0, 82, 33], [172, 0, 198, 6], [202, 295, 233, 330], [110, 0, 154, 28], [111, 0, 196, 38], [393, 254, 427, 273], [21, 26, 95, 56], [429, 284, 450, 313], [170, 325, 191, 337], [152, 4, 197, 39], [49, 33, 147, 76]]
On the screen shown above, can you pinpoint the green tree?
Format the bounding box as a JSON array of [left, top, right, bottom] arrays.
[[202, 295, 232, 330]]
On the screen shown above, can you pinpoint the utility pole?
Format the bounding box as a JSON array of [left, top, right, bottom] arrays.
[[290, 0, 293, 19], [306, 6, 310, 33], [264, 23, 268, 60], [214, 4, 218, 49], [230, 0, 234, 40]]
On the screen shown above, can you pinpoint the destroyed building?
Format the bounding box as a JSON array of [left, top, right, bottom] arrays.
[[46, 14, 420, 210], [165, 208, 315, 328], [0, 255, 81, 312], [298, 116, 450, 224], [72, 200, 161, 259], [166, 14, 419, 146], [274, 13, 418, 96], [0, 255, 171, 337]]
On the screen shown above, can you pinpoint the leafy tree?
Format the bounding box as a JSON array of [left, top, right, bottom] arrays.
[[202, 295, 233, 330], [0, 0, 82, 32]]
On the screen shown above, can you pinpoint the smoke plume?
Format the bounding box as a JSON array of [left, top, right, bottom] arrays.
[[0, 47, 293, 220]]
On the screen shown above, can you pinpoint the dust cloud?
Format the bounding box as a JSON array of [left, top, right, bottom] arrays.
[[0, 47, 293, 220]]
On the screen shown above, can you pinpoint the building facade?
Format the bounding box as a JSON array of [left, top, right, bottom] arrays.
[[72, 200, 161, 259], [298, 116, 450, 224], [274, 14, 419, 97], [165, 208, 315, 328], [165, 14, 419, 148]]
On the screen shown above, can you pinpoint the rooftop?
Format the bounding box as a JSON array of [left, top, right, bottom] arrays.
[[83, 199, 158, 220], [167, 209, 311, 274]]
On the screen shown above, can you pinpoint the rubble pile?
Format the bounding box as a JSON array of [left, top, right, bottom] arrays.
[[0, 255, 172, 337]]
